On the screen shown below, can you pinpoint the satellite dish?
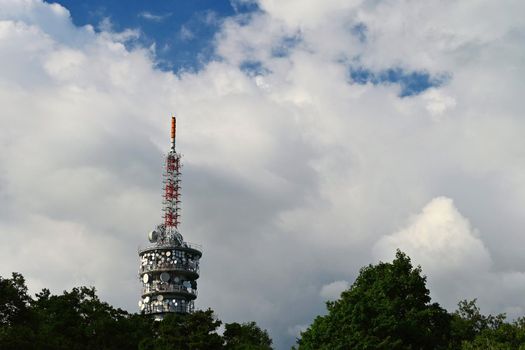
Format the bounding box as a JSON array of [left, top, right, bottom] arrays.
[[166, 251, 171, 257], [143, 274, 150, 283], [157, 295, 164, 301], [160, 272, 170, 282], [144, 296, 150, 303], [148, 230, 159, 243]]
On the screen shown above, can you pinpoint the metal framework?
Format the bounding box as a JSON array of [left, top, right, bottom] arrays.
[[138, 116, 202, 319]]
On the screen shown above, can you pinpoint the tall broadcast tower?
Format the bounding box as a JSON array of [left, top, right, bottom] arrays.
[[138, 116, 202, 319]]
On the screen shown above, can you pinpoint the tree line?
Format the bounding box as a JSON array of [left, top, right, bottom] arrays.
[[295, 251, 525, 350], [2, 251, 525, 349], [0, 273, 272, 350]]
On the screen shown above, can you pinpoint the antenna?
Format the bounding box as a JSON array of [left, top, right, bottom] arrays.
[[164, 116, 181, 229], [170, 116, 176, 151]]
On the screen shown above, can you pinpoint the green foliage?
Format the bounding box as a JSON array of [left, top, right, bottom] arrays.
[[450, 300, 525, 350], [0, 273, 38, 350], [298, 250, 451, 349], [0, 273, 272, 350], [449, 298, 505, 347], [223, 321, 273, 350], [0, 273, 32, 327], [297, 251, 525, 350], [140, 309, 223, 350], [31, 286, 149, 350]]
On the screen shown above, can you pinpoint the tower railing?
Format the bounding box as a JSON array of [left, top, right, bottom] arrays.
[[138, 242, 203, 254], [139, 261, 200, 275], [142, 282, 198, 297], [143, 300, 194, 314]]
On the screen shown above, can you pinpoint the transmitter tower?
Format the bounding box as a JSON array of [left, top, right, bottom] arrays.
[[138, 116, 202, 319]]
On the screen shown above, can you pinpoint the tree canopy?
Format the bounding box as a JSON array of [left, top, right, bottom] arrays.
[[0, 273, 272, 350], [296, 250, 525, 350], [223, 321, 273, 350]]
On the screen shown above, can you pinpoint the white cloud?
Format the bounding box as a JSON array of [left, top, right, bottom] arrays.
[[257, 0, 362, 28], [1, 0, 525, 349], [374, 197, 492, 275], [138, 11, 171, 23], [374, 197, 525, 317], [320, 280, 350, 301], [422, 89, 457, 120], [179, 24, 194, 40]]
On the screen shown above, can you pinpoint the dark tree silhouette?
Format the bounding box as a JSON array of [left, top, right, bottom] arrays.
[[223, 321, 273, 350], [0, 273, 272, 350]]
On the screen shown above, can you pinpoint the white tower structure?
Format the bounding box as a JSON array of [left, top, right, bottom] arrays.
[[138, 116, 202, 319]]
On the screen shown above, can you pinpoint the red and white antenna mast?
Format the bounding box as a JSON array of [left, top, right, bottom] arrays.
[[163, 116, 181, 230]]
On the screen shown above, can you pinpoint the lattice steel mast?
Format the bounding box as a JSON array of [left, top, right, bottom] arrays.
[[163, 117, 181, 229], [138, 116, 202, 319]]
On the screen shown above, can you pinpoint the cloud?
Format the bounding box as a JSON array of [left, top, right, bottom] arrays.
[[422, 89, 457, 119], [138, 11, 172, 23], [287, 324, 308, 338], [1, 0, 525, 349], [374, 197, 525, 318], [374, 197, 492, 275], [320, 280, 350, 301], [179, 24, 194, 41]]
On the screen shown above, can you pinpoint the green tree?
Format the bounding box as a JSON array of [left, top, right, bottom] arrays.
[[0, 273, 33, 326], [0, 273, 38, 350], [450, 299, 525, 349], [140, 309, 223, 350], [297, 250, 451, 350], [0, 272, 273, 350], [31, 286, 151, 350], [0, 274, 152, 350], [449, 299, 503, 347], [223, 321, 273, 350]]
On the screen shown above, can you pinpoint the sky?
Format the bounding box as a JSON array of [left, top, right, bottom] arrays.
[[0, 0, 525, 349]]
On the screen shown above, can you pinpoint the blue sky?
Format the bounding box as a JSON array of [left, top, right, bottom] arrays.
[[52, 0, 258, 71], [50, 0, 440, 96]]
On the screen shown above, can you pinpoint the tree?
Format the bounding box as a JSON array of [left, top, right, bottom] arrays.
[[31, 286, 151, 350], [0, 274, 152, 350], [450, 299, 525, 349], [0, 273, 38, 350], [0, 272, 273, 350], [0, 273, 33, 326], [140, 309, 223, 350], [223, 321, 273, 350], [297, 250, 451, 350]]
